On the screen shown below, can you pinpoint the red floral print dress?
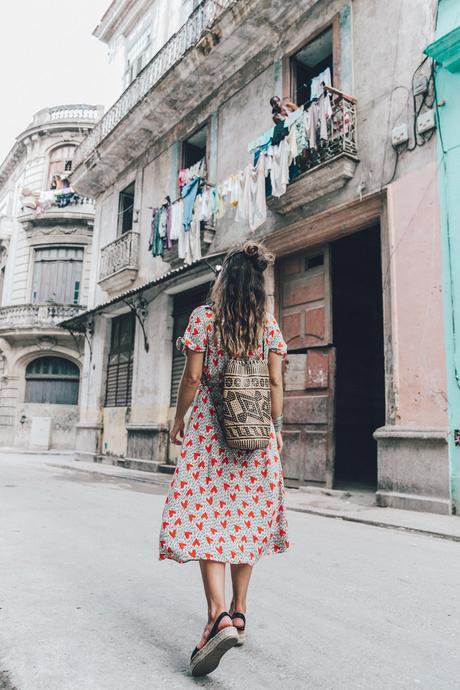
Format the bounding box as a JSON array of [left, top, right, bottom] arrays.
[[159, 305, 289, 564]]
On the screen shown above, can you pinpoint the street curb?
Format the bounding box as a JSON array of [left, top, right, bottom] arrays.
[[286, 506, 460, 543], [47, 461, 460, 543], [47, 462, 171, 487]]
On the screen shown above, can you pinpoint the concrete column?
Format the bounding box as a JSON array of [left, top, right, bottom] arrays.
[[75, 316, 110, 460]]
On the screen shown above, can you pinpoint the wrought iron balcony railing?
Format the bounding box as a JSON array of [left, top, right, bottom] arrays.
[[72, 0, 235, 170], [0, 304, 86, 329], [99, 231, 140, 282], [264, 87, 358, 213]]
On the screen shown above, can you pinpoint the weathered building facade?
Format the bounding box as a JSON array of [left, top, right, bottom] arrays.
[[65, 0, 451, 513], [0, 105, 102, 449]]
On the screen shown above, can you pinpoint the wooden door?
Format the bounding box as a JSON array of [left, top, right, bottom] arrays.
[[278, 248, 335, 487]]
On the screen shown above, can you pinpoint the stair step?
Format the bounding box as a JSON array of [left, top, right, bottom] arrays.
[[158, 463, 176, 475]]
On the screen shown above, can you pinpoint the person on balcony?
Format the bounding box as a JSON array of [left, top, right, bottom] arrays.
[[159, 241, 289, 677], [269, 95, 298, 123]]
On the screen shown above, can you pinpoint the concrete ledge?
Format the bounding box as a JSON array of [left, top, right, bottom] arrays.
[[376, 490, 451, 515], [374, 425, 450, 514]]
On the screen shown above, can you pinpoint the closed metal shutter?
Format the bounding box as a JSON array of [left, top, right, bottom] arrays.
[[105, 312, 135, 407], [170, 284, 211, 406]]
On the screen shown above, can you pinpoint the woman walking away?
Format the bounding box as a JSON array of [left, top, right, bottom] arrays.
[[159, 241, 289, 677]]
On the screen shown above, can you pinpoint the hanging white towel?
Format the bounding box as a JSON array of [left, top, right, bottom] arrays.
[[235, 154, 267, 231], [269, 139, 290, 198], [318, 92, 332, 141]]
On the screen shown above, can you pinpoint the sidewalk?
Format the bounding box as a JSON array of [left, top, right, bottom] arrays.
[[40, 454, 460, 543]]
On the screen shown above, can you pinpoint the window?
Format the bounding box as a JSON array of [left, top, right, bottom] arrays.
[[170, 284, 210, 405], [48, 145, 77, 187], [123, 27, 152, 88], [117, 182, 135, 235], [32, 246, 83, 304], [182, 125, 207, 170], [290, 27, 333, 105], [25, 357, 79, 404], [105, 313, 135, 407]]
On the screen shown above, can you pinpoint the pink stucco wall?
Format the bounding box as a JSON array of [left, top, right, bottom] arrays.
[[387, 162, 447, 427]]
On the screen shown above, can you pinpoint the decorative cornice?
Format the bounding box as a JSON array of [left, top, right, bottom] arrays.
[[425, 26, 460, 72]]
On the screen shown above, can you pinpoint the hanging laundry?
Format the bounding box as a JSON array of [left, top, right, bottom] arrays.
[[230, 173, 241, 208], [178, 158, 206, 187], [271, 120, 289, 146], [181, 176, 201, 230], [247, 128, 273, 153], [170, 198, 184, 241], [165, 204, 172, 250], [318, 91, 333, 141], [287, 125, 298, 165], [308, 101, 319, 150], [310, 67, 332, 100], [268, 139, 290, 198], [149, 207, 164, 257], [235, 154, 267, 232], [183, 196, 202, 265]]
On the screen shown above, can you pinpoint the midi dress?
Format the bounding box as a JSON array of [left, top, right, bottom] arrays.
[[159, 305, 289, 565]]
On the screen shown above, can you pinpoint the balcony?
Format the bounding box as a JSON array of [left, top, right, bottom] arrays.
[[0, 304, 86, 333], [267, 88, 358, 214], [98, 231, 140, 293], [70, 0, 309, 196], [18, 192, 95, 228]]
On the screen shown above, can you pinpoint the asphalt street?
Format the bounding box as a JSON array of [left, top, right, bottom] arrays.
[[0, 453, 458, 690]]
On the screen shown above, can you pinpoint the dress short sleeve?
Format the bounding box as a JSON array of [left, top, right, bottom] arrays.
[[176, 305, 213, 354], [265, 312, 287, 358]]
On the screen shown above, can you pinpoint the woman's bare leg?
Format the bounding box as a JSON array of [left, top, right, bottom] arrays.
[[230, 564, 253, 629], [197, 560, 233, 648]]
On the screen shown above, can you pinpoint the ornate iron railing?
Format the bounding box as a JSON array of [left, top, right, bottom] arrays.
[[0, 304, 86, 328], [73, 0, 236, 169], [99, 231, 140, 281], [296, 87, 357, 174]]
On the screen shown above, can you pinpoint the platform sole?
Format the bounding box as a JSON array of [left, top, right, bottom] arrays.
[[190, 626, 239, 677], [235, 630, 246, 646]]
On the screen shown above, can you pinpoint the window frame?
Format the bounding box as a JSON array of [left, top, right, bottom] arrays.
[[283, 15, 341, 105], [25, 356, 80, 405], [47, 144, 78, 188], [117, 181, 136, 236], [181, 122, 209, 174], [31, 245, 84, 305]]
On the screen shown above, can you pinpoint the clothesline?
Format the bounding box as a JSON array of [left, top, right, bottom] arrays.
[[149, 85, 339, 265]]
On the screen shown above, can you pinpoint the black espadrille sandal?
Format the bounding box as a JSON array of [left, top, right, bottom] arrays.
[[231, 612, 246, 646], [190, 611, 238, 677]]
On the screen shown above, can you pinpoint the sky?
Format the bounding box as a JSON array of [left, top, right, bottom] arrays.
[[0, 0, 121, 162]]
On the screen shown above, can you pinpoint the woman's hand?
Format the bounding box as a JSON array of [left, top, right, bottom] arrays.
[[170, 417, 185, 445], [276, 431, 283, 453]]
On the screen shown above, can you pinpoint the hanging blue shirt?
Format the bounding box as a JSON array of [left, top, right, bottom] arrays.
[[181, 177, 201, 231]]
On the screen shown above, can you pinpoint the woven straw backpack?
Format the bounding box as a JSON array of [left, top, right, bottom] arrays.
[[221, 335, 271, 451]]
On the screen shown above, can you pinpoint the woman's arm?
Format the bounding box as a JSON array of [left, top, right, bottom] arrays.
[[170, 349, 204, 444], [268, 350, 284, 451]]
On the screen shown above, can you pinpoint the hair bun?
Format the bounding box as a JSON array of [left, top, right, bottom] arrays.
[[243, 241, 273, 273]]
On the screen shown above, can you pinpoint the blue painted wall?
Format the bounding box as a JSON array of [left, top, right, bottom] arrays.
[[426, 0, 460, 514]]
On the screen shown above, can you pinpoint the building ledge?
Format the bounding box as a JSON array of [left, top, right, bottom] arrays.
[[425, 25, 460, 72], [268, 153, 358, 214], [18, 200, 95, 228], [98, 266, 139, 293]]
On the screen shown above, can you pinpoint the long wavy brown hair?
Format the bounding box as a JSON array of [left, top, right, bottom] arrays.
[[210, 241, 274, 357]]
